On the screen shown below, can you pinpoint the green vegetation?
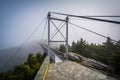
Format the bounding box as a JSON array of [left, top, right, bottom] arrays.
[[0, 52, 44, 80], [59, 38, 120, 75]]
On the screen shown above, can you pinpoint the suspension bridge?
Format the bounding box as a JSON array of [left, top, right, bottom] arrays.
[[34, 12, 119, 80], [1, 12, 120, 80]]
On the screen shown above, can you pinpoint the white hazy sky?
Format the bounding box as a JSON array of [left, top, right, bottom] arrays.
[[0, 0, 120, 49]]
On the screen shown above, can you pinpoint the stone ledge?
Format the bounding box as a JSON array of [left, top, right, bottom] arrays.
[[34, 56, 50, 80], [45, 61, 116, 80]]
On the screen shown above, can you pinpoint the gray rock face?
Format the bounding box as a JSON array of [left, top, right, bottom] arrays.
[[45, 61, 116, 80]]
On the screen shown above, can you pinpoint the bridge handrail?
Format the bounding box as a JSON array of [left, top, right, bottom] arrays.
[[34, 56, 50, 80]]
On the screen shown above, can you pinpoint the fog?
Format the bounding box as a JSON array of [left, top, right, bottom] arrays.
[[0, 0, 120, 49]]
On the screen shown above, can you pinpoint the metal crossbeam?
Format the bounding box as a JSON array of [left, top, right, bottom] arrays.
[[50, 22, 66, 40], [50, 17, 66, 22], [50, 41, 66, 42], [51, 20, 66, 40]]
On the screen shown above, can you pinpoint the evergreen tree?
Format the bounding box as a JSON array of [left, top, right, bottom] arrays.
[[36, 52, 42, 63], [27, 53, 38, 68], [59, 44, 66, 53]]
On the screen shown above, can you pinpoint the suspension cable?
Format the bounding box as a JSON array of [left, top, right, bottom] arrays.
[[69, 22, 118, 43], [40, 19, 48, 42], [50, 12, 120, 24], [0, 17, 47, 71]]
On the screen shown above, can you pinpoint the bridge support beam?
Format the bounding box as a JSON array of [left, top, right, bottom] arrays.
[[47, 12, 69, 61], [65, 16, 69, 60], [47, 12, 50, 56]]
